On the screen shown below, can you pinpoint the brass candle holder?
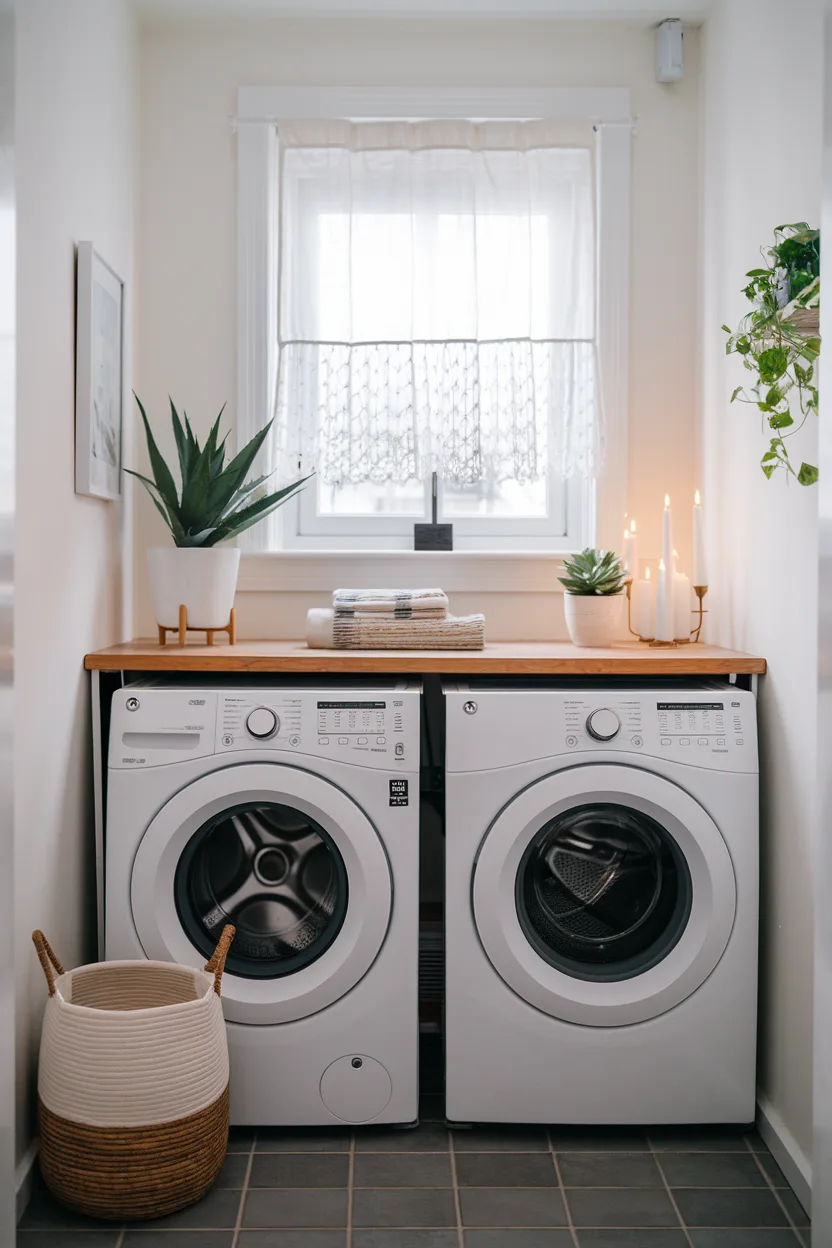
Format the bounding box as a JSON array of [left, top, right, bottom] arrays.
[[625, 578, 708, 647]]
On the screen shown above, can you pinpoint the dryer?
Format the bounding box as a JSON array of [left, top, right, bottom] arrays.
[[443, 680, 758, 1125], [106, 679, 420, 1127]]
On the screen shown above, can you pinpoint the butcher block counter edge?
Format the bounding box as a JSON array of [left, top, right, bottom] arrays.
[[85, 640, 766, 675]]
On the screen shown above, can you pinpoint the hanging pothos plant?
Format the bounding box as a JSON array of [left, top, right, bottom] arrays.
[[723, 222, 820, 485]]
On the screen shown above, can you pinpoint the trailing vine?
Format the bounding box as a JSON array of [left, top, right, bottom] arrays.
[[723, 222, 820, 485]]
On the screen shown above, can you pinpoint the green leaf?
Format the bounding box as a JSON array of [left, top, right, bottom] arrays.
[[757, 346, 789, 383], [798, 462, 819, 486], [133, 394, 180, 515], [730, 386, 742, 402], [768, 411, 794, 429], [765, 385, 783, 407], [761, 462, 777, 479], [205, 476, 313, 545]]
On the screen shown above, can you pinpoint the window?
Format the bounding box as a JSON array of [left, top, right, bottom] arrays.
[[236, 89, 631, 562]]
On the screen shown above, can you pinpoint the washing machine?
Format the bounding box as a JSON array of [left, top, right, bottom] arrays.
[[105, 678, 420, 1127], [443, 679, 759, 1125]]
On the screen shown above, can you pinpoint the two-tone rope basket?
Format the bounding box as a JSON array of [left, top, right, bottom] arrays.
[[32, 924, 235, 1221]]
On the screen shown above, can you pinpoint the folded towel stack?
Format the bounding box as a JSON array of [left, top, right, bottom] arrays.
[[306, 588, 485, 650]]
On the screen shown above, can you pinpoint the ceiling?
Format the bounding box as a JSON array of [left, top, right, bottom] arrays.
[[132, 0, 711, 20]]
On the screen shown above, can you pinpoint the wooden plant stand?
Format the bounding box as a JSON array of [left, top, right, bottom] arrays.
[[158, 605, 237, 648]]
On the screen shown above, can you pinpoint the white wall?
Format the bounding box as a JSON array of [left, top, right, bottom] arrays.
[[700, 0, 822, 1196], [134, 16, 701, 638], [14, 0, 134, 1173]]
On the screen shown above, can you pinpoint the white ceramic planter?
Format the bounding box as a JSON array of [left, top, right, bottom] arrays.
[[563, 592, 624, 648], [147, 547, 241, 630]]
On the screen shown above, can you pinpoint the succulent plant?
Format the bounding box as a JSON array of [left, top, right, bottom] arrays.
[[126, 395, 311, 547], [558, 548, 627, 596]]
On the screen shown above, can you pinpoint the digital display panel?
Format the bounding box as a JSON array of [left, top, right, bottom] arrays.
[[317, 701, 386, 709], [657, 703, 724, 711]]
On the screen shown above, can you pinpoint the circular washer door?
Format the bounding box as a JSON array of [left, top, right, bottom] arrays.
[[473, 764, 736, 1027], [131, 763, 392, 1025]]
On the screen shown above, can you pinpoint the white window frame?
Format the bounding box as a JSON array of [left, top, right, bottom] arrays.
[[235, 86, 630, 591]]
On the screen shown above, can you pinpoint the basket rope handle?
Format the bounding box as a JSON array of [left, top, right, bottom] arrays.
[[204, 924, 235, 997], [32, 931, 65, 998]]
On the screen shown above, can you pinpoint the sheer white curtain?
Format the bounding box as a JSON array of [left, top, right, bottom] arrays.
[[274, 120, 596, 489]]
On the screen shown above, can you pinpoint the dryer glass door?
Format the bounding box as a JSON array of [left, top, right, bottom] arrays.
[[472, 764, 737, 1027], [130, 763, 392, 1026], [517, 802, 692, 983]]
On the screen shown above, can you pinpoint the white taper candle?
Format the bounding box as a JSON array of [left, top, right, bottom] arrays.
[[655, 558, 674, 642], [693, 490, 707, 586]]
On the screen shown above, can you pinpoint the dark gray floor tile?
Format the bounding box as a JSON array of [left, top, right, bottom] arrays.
[[778, 1189, 810, 1227], [674, 1188, 788, 1227], [124, 1189, 242, 1230], [420, 1096, 445, 1122], [576, 1234, 688, 1248], [464, 1233, 574, 1247], [249, 1153, 349, 1188], [688, 1233, 804, 1247], [354, 1234, 459, 1248], [355, 1124, 450, 1153], [228, 1126, 256, 1152], [215, 1152, 250, 1188], [242, 1189, 348, 1229], [744, 1130, 770, 1152], [659, 1151, 767, 1187], [19, 1189, 114, 1231], [256, 1129, 351, 1153], [550, 1128, 648, 1153], [647, 1127, 757, 1152], [353, 1153, 453, 1187], [559, 1152, 663, 1187], [459, 1187, 567, 1227], [455, 1153, 557, 1187], [237, 1235, 346, 1247], [566, 1187, 679, 1228], [16, 1235, 121, 1247], [122, 1235, 234, 1247], [352, 1188, 456, 1227], [454, 1127, 549, 1152], [757, 1153, 790, 1186], [237, 1234, 347, 1247]]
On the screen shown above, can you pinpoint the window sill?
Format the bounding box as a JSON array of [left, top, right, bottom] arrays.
[[238, 550, 569, 594]]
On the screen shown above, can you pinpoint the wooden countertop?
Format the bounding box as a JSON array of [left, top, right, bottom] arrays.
[[85, 640, 766, 676]]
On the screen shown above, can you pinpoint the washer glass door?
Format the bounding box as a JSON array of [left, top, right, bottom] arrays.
[[130, 763, 392, 1025], [472, 764, 737, 1027]]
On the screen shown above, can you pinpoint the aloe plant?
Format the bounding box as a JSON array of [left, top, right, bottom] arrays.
[[125, 395, 311, 547], [559, 549, 627, 596]]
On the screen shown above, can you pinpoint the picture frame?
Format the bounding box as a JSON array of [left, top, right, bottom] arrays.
[[75, 241, 124, 500]]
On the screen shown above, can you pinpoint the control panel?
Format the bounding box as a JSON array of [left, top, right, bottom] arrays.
[[444, 684, 758, 775], [109, 686, 420, 771]]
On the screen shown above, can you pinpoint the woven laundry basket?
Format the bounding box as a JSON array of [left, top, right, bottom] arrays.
[[32, 925, 235, 1221]]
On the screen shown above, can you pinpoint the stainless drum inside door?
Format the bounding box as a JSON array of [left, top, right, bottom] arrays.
[[473, 764, 736, 1027], [131, 763, 392, 1025]]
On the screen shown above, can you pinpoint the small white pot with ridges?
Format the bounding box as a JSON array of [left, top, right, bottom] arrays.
[[148, 547, 241, 630], [563, 592, 624, 648]]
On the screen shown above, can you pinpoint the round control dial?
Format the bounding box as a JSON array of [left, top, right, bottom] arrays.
[[246, 707, 279, 739], [586, 708, 621, 741]]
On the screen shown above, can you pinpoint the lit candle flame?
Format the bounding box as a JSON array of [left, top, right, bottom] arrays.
[[673, 548, 679, 558], [630, 518, 636, 533], [645, 567, 652, 580], [659, 558, 666, 572], [664, 494, 671, 508], [694, 489, 701, 506]]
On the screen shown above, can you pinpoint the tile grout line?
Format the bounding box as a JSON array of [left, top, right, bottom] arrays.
[[745, 1134, 806, 1244], [648, 1133, 695, 1248], [113, 1229, 125, 1247], [230, 1130, 257, 1248], [345, 1129, 356, 1248], [548, 1128, 579, 1248], [447, 1128, 465, 1248]]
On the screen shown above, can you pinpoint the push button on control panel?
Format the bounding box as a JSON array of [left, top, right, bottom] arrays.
[[395, 743, 404, 757]]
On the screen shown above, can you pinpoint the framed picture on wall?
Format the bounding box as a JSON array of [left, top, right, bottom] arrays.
[[75, 241, 124, 500]]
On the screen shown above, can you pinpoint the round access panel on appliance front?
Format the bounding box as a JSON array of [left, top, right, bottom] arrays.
[[320, 1055, 392, 1123]]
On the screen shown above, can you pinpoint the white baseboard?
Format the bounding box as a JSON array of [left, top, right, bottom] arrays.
[[15, 1137, 38, 1224], [756, 1093, 812, 1217]]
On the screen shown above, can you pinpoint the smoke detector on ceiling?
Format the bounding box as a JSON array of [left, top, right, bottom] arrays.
[[656, 18, 684, 84]]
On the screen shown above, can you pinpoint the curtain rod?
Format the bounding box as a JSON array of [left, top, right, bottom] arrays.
[[230, 114, 639, 133]]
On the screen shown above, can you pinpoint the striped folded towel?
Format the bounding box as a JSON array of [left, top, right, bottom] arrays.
[[307, 608, 485, 651], [333, 588, 449, 618]]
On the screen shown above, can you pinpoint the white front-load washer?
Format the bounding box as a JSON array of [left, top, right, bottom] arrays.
[[443, 680, 759, 1125], [105, 679, 420, 1127]]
